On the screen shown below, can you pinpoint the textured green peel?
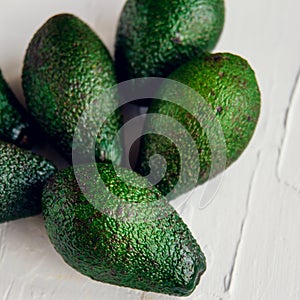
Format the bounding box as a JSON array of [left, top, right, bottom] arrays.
[[0, 140, 56, 223], [0, 70, 33, 148], [42, 163, 206, 296], [22, 13, 122, 163], [138, 53, 261, 199], [115, 0, 225, 81]]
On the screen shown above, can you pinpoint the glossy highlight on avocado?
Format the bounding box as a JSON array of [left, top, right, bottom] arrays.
[[0, 140, 56, 223], [0, 70, 32, 148], [115, 0, 225, 81], [42, 163, 206, 296], [139, 53, 261, 199], [22, 13, 122, 164]]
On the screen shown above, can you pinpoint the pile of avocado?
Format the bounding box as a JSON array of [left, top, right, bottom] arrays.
[[0, 0, 261, 297]]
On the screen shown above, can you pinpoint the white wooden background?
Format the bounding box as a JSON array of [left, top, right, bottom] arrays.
[[0, 0, 300, 299]]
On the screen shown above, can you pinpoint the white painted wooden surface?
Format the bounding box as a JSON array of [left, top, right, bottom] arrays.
[[0, 0, 300, 299]]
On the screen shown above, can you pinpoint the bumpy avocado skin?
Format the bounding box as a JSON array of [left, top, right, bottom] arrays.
[[0, 70, 32, 148], [139, 53, 261, 198], [42, 163, 206, 296], [22, 14, 121, 164], [115, 0, 225, 81], [0, 141, 56, 223]]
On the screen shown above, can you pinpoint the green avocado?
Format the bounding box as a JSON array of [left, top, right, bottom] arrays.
[[0, 70, 33, 148], [138, 53, 261, 199], [0, 140, 56, 223], [22, 13, 122, 164], [115, 0, 225, 82], [42, 163, 206, 296]]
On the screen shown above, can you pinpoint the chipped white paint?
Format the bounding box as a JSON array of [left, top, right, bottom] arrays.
[[0, 0, 300, 299], [277, 69, 300, 191]]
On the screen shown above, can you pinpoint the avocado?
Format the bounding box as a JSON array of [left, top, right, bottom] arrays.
[[22, 14, 122, 164], [0, 140, 56, 223], [42, 163, 206, 296], [138, 53, 261, 199], [0, 70, 33, 148], [115, 0, 225, 82]]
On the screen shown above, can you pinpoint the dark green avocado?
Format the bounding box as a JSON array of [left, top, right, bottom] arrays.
[[0, 140, 56, 223], [22, 13, 122, 164], [42, 163, 206, 296], [138, 53, 261, 199], [115, 0, 225, 82], [0, 70, 33, 148]]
